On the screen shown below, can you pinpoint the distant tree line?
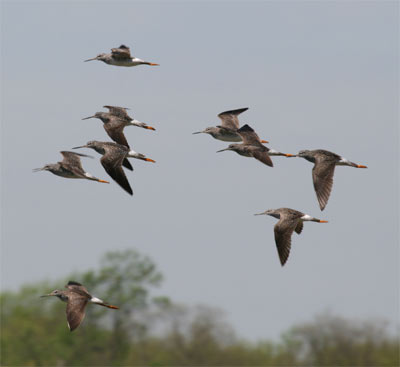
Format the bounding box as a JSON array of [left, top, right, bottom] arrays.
[[1, 249, 398, 366]]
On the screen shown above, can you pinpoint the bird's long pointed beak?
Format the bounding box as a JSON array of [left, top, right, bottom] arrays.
[[216, 148, 230, 153], [254, 212, 267, 216], [284, 153, 295, 157], [84, 57, 97, 62], [40, 294, 53, 297], [72, 145, 88, 149], [192, 131, 204, 135], [148, 62, 159, 66], [33, 167, 45, 172], [145, 158, 156, 163], [82, 116, 95, 120], [319, 220, 329, 223], [98, 179, 110, 184], [357, 164, 367, 168], [145, 125, 156, 131], [261, 139, 269, 144]]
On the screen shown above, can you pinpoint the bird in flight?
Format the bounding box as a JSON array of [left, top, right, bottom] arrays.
[[84, 45, 159, 67], [33, 151, 109, 184], [293, 149, 367, 210], [255, 208, 328, 266], [217, 124, 293, 167], [193, 108, 268, 143], [41, 281, 119, 331], [82, 106, 155, 171], [73, 141, 155, 195]]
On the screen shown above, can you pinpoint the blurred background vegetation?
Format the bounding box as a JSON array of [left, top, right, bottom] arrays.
[[1, 249, 398, 366]]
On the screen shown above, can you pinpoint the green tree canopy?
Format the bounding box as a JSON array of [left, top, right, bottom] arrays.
[[1, 249, 399, 366]]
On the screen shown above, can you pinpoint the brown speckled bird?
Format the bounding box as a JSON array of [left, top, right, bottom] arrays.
[[255, 208, 328, 266], [82, 107, 155, 171], [193, 108, 265, 142], [73, 141, 155, 195], [33, 151, 109, 184], [295, 149, 367, 210], [84, 45, 159, 67], [217, 124, 293, 167], [41, 281, 119, 331]]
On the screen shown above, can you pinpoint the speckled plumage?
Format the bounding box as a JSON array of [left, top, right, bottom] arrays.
[[217, 124, 292, 166], [255, 208, 328, 266], [296, 149, 367, 211], [41, 281, 118, 332], [33, 151, 109, 184], [73, 141, 155, 195], [84, 45, 159, 67], [193, 107, 249, 142]]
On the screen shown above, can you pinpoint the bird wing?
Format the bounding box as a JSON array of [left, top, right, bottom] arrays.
[[122, 159, 134, 171], [294, 220, 303, 235], [252, 148, 273, 167], [65, 281, 90, 294], [111, 45, 131, 60], [312, 158, 336, 211], [274, 215, 300, 266], [60, 151, 91, 169], [217, 108, 248, 130], [60, 151, 92, 178], [101, 149, 133, 195], [104, 122, 130, 148], [237, 124, 263, 145], [103, 124, 133, 172], [66, 294, 88, 331], [103, 105, 131, 120]]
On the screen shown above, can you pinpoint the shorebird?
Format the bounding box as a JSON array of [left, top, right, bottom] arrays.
[[103, 106, 156, 131], [33, 151, 109, 184], [84, 45, 159, 67], [216, 124, 293, 167], [255, 208, 328, 266], [82, 106, 155, 171], [41, 281, 119, 331], [294, 149, 368, 210], [73, 141, 155, 195], [193, 108, 268, 143]]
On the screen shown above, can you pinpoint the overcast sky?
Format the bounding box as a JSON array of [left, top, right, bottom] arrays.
[[1, 1, 398, 340]]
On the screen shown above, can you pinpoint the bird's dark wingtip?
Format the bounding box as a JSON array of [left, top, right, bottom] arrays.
[[237, 124, 254, 133], [67, 281, 82, 286]]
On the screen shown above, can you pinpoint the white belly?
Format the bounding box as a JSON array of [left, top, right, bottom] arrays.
[[107, 59, 139, 67]]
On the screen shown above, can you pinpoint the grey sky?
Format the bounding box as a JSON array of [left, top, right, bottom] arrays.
[[1, 1, 398, 340]]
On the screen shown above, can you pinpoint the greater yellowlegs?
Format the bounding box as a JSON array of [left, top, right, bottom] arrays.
[[33, 151, 109, 184], [73, 141, 155, 195], [82, 108, 155, 171], [84, 45, 159, 67], [41, 281, 118, 331], [294, 149, 367, 210], [217, 125, 292, 167], [103, 105, 156, 131], [193, 108, 268, 143], [255, 208, 328, 266]]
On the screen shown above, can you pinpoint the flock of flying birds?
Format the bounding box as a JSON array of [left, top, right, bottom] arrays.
[[193, 106, 367, 266], [37, 45, 367, 331]]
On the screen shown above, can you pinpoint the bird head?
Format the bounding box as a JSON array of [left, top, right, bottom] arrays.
[[82, 112, 109, 123], [73, 140, 102, 153], [192, 127, 215, 135], [297, 150, 311, 157], [216, 144, 237, 153], [84, 53, 107, 62], [33, 164, 57, 173], [254, 209, 280, 218], [41, 289, 63, 298]]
